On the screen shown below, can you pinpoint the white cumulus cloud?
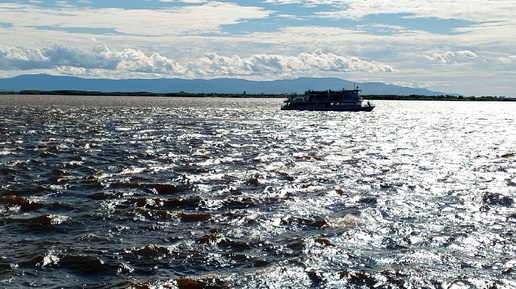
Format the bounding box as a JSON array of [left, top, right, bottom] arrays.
[[425, 50, 478, 64], [0, 45, 395, 79], [499, 55, 516, 64], [190, 50, 396, 78], [0, 45, 187, 76]]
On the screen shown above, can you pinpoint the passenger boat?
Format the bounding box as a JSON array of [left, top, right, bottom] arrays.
[[281, 88, 374, 111]]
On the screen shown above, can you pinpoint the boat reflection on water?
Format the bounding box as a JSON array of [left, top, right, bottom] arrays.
[[281, 88, 374, 111]]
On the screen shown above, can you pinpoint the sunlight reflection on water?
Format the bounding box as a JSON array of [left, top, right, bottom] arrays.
[[1, 96, 516, 288]]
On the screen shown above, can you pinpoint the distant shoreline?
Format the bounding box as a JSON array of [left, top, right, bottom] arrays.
[[1, 90, 514, 101]]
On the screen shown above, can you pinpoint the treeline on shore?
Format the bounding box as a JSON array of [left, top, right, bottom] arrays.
[[1, 90, 280, 98], [362, 94, 515, 101], [1, 90, 514, 101]]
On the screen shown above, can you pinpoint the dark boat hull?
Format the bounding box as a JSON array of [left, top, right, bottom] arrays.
[[281, 104, 375, 112]]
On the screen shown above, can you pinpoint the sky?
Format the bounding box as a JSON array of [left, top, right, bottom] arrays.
[[1, 0, 516, 96]]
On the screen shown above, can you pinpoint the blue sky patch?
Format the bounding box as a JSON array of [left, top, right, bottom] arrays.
[[33, 25, 121, 35], [361, 13, 476, 35]]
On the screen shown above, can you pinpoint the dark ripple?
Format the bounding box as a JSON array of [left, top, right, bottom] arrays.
[[482, 192, 514, 207], [0, 195, 44, 212]]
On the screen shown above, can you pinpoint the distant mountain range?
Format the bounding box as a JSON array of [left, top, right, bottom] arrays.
[[0, 74, 456, 96]]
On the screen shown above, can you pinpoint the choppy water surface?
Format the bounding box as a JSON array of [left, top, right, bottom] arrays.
[[1, 95, 516, 288]]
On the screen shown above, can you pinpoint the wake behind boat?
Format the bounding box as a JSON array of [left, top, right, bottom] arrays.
[[281, 88, 374, 111]]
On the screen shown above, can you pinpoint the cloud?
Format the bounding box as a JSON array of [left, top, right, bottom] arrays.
[[190, 49, 396, 77], [264, 0, 346, 8], [0, 47, 49, 70], [0, 46, 112, 70], [266, 0, 515, 23], [0, 2, 272, 37], [113, 48, 187, 74], [499, 55, 516, 65], [0, 45, 395, 78], [425, 50, 478, 64], [0, 45, 187, 75]]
